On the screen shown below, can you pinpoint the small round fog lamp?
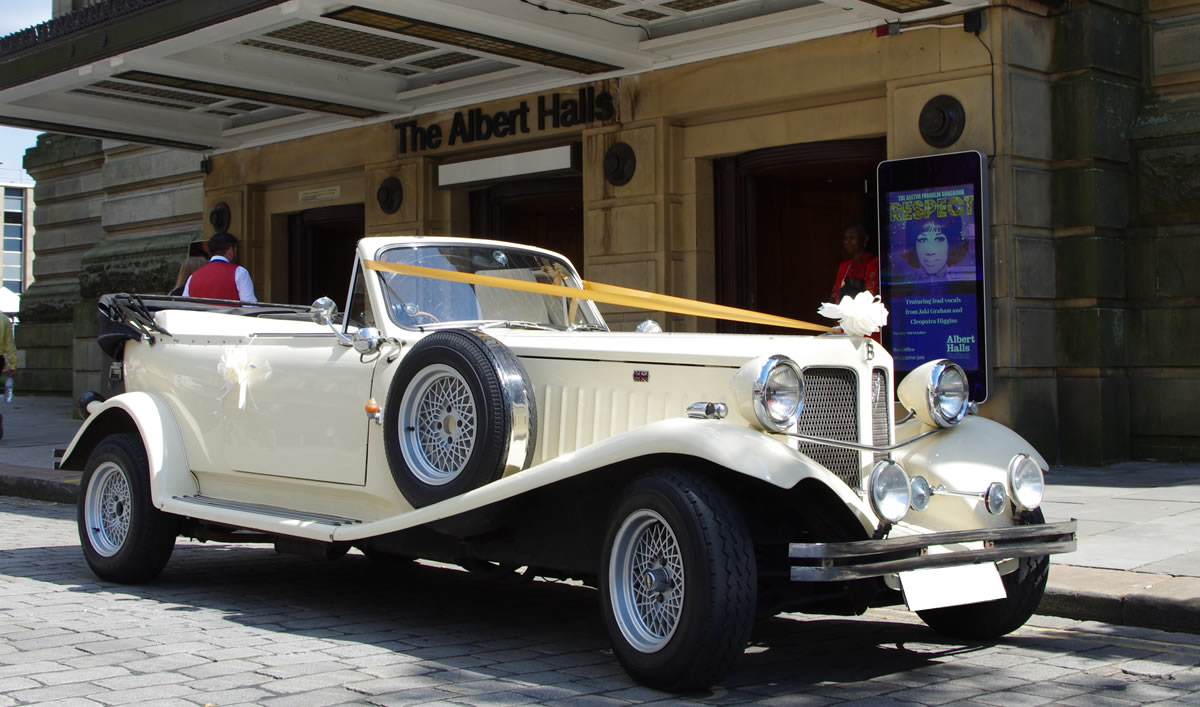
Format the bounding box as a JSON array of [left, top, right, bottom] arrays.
[[909, 476, 931, 511], [985, 482, 1008, 516], [1008, 454, 1045, 511]]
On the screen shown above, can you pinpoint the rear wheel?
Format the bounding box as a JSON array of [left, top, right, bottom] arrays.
[[599, 470, 756, 691], [78, 433, 177, 583], [917, 509, 1049, 639]]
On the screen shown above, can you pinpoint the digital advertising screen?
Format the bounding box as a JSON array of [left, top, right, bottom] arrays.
[[878, 151, 990, 402]]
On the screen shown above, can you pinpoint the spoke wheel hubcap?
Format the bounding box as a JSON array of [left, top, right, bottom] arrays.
[[609, 509, 685, 653], [400, 364, 477, 485], [85, 462, 132, 557]]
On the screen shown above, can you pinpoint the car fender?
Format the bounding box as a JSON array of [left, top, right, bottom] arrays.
[[334, 417, 874, 541], [60, 392, 198, 505], [890, 414, 1047, 530]]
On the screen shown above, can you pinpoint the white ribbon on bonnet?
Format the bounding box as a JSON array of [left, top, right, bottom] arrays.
[[818, 291, 889, 338]]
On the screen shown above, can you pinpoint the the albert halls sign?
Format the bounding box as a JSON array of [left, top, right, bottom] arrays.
[[395, 86, 615, 154]]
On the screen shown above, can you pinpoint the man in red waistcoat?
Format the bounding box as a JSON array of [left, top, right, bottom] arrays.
[[183, 232, 257, 303]]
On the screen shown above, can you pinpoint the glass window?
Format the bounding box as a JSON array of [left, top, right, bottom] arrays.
[[376, 244, 605, 331], [4, 211, 21, 224], [3, 225, 20, 238], [3, 196, 22, 212], [3, 252, 21, 267], [2, 280, 20, 294], [3, 187, 23, 197], [344, 263, 374, 331], [3, 237, 20, 251]]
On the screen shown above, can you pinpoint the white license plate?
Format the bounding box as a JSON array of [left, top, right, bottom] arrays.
[[899, 563, 1006, 612]]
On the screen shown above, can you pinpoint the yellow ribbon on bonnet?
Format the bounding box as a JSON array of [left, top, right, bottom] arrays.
[[362, 259, 831, 333]]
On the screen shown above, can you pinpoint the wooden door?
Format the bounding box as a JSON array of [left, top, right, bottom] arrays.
[[715, 139, 885, 333]]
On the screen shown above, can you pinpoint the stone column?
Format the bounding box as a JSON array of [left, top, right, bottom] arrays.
[[1127, 1, 1200, 460], [1051, 0, 1141, 463], [19, 135, 104, 395]]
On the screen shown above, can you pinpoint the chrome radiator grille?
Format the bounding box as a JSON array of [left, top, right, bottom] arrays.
[[796, 367, 860, 488], [872, 368, 891, 462]]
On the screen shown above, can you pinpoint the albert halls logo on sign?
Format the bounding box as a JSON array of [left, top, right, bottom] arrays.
[[395, 86, 615, 154]]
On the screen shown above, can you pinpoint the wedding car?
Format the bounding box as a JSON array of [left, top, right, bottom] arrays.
[[62, 235, 1076, 691]]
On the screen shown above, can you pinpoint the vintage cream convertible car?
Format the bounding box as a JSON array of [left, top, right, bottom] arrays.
[[63, 235, 1076, 691]]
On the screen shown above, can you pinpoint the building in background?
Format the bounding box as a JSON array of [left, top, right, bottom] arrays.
[[1, 183, 33, 317], [0, 0, 1197, 464]]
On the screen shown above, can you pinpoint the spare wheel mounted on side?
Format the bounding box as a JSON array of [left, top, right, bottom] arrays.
[[383, 329, 537, 509]]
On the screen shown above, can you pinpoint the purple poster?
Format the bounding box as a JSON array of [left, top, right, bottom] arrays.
[[878, 152, 989, 401]]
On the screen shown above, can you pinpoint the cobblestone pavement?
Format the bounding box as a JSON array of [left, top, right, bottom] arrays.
[[2, 497, 1200, 706]]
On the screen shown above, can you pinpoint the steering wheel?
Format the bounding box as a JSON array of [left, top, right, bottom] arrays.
[[413, 311, 440, 324]]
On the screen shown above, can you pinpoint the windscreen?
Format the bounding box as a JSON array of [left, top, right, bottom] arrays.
[[375, 244, 605, 330]]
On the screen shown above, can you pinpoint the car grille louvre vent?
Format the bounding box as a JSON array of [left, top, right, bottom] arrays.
[[796, 367, 860, 488], [872, 368, 891, 463]]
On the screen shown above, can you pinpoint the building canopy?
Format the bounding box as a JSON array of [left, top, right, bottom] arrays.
[[0, 0, 986, 153]]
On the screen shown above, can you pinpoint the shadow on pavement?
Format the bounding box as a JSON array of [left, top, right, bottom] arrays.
[[1, 534, 1066, 696]]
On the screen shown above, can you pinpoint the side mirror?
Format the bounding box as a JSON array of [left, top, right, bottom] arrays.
[[353, 327, 382, 355], [311, 296, 353, 346], [310, 297, 337, 326], [635, 319, 663, 333]]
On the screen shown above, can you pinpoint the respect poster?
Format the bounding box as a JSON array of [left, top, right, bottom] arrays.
[[881, 183, 981, 375]]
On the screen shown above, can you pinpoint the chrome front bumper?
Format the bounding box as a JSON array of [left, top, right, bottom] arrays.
[[788, 519, 1077, 581]]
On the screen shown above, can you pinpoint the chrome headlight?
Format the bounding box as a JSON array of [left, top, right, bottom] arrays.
[[896, 359, 970, 428], [1008, 454, 1045, 511], [733, 355, 804, 433], [868, 461, 911, 524]]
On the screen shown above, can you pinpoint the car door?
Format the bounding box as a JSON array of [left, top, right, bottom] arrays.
[[220, 327, 376, 485]]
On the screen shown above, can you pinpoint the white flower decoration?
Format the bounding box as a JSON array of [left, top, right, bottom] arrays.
[[818, 291, 889, 338]]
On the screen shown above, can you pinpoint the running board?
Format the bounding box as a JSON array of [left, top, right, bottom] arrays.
[[164, 494, 363, 542]]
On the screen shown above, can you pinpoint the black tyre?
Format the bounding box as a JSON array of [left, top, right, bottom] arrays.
[[916, 509, 1050, 639], [599, 470, 756, 692], [77, 433, 177, 583], [383, 330, 535, 508]]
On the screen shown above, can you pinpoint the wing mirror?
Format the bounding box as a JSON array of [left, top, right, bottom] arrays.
[[353, 327, 383, 355], [310, 297, 337, 326], [311, 297, 354, 346]]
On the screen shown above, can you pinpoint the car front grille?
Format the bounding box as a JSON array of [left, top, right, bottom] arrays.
[[872, 367, 890, 463], [796, 367, 860, 488]]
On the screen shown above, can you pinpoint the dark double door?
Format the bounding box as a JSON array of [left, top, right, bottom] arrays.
[[715, 139, 886, 332], [288, 203, 364, 306]]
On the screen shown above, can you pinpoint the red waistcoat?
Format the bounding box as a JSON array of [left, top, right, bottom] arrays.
[[188, 261, 240, 301]]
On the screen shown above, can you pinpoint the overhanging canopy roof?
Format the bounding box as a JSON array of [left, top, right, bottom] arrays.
[[0, 0, 987, 154]]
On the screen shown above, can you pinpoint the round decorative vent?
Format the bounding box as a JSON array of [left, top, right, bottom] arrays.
[[208, 201, 231, 233], [918, 95, 966, 148], [603, 142, 636, 187], [377, 176, 404, 215]]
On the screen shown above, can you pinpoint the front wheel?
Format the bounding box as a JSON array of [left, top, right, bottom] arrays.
[[599, 470, 756, 692], [78, 433, 177, 583], [917, 509, 1049, 639]]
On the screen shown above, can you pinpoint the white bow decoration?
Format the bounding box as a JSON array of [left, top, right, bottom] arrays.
[[217, 348, 253, 410], [818, 291, 889, 338]]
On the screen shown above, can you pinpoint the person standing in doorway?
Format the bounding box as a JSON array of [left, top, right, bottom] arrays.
[[183, 232, 258, 303], [0, 311, 17, 440], [830, 223, 879, 303]]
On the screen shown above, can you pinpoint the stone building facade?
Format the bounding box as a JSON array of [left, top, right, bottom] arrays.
[[9, 0, 1200, 463]]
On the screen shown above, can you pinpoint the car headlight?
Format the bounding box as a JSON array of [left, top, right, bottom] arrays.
[[909, 476, 931, 511], [868, 461, 911, 524], [733, 355, 804, 432], [985, 482, 1008, 515], [1008, 454, 1045, 511], [896, 359, 970, 428]]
